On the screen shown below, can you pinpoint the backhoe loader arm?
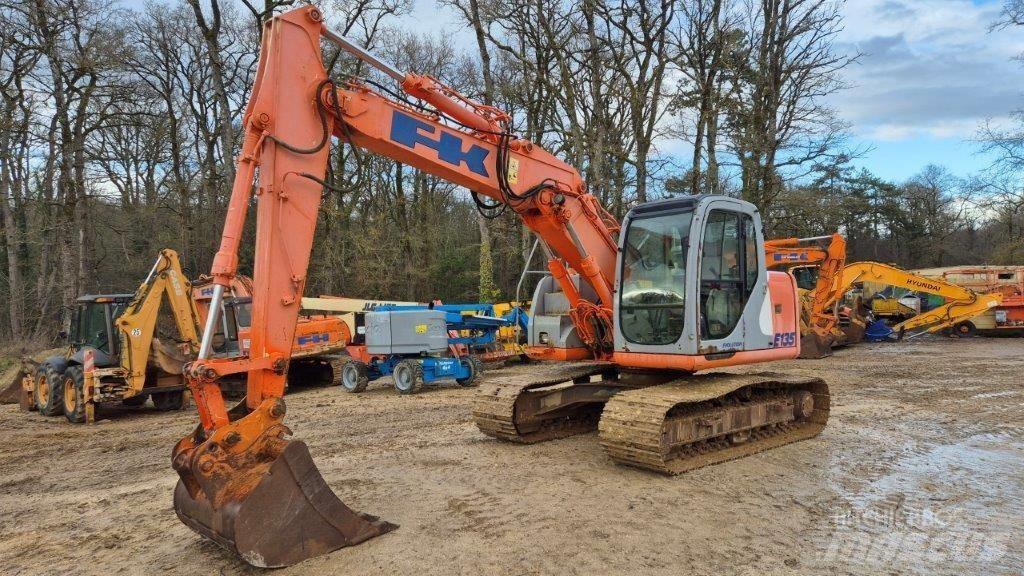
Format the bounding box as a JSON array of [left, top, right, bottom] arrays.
[[836, 262, 1002, 337], [115, 248, 199, 386]]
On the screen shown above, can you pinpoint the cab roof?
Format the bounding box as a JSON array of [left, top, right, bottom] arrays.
[[76, 294, 135, 304]]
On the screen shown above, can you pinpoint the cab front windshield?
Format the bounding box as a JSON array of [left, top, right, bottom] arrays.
[[619, 211, 692, 345], [75, 302, 119, 353]]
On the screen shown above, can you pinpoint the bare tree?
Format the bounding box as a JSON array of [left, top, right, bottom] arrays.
[[0, 14, 39, 337], [724, 0, 856, 218]]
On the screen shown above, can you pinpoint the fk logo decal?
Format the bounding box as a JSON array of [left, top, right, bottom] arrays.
[[389, 110, 490, 177], [298, 333, 331, 346]]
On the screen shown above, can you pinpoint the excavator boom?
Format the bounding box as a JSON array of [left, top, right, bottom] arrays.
[[764, 234, 847, 357]]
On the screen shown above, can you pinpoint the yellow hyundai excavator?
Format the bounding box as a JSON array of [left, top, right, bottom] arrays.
[[835, 262, 1002, 339], [24, 249, 200, 422]]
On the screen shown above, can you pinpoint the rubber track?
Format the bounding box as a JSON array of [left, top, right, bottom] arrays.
[[598, 372, 830, 475], [472, 362, 613, 443]]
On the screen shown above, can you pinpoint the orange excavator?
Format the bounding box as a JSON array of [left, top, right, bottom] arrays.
[[172, 6, 829, 567], [763, 234, 848, 358]]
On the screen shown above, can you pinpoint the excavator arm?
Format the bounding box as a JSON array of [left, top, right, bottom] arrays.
[[172, 6, 626, 567], [764, 234, 847, 357], [169, 8, 835, 565], [835, 262, 1002, 338]]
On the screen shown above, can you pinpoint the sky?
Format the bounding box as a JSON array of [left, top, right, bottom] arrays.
[[121, 0, 1024, 183], [830, 0, 1024, 181]]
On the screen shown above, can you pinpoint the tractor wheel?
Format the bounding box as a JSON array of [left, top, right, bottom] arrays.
[[953, 321, 977, 338], [340, 360, 369, 393], [152, 390, 184, 411], [456, 357, 484, 387], [122, 393, 149, 407], [62, 366, 86, 424], [392, 360, 423, 395], [34, 362, 65, 416]]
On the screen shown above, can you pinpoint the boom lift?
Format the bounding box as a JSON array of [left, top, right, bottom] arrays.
[[27, 249, 199, 423], [835, 262, 1002, 339], [763, 234, 848, 358], [172, 7, 828, 567]]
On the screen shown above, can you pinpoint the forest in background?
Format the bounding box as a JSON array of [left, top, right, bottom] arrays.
[[1, 0, 1023, 344]]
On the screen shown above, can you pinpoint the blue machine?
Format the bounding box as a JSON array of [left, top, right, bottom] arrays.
[[338, 304, 513, 394], [863, 319, 896, 342]]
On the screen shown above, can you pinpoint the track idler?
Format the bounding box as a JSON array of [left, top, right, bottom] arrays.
[[171, 398, 395, 568]]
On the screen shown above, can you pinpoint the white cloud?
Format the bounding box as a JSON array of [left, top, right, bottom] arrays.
[[832, 0, 1024, 142]]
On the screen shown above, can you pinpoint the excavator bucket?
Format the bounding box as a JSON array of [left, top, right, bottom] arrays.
[[797, 331, 834, 359], [172, 400, 396, 568]]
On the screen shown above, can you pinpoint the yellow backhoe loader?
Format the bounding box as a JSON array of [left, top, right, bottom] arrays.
[[22, 249, 200, 422]]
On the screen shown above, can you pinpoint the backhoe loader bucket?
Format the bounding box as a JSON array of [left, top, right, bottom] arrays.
[[172, 399, 396, 568]]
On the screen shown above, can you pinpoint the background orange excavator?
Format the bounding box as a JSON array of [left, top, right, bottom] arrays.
[[172, 6, 829, 567], [763, 233, 849, 358]]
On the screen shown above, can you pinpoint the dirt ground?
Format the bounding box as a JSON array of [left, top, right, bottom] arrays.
[[1, 337, 1022, 576]]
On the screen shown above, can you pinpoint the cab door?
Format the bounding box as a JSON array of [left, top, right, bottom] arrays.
[[693, 198, 774, 354]]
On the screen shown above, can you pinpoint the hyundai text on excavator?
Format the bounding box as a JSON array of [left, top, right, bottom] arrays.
[[172, 7, 829, 567]]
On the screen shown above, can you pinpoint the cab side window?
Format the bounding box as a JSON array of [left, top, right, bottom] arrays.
[[743, 216, 758, 296], [700, 210, 756, 340]]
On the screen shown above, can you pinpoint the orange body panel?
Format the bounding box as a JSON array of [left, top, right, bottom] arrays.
[[768, 269, 803, 352], [525, 345, 593, 362], [236, 316, 349, 358], [613, 347, 798, 371]]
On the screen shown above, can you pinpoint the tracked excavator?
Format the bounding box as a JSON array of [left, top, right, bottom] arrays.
[[835, 262, 1002, 339], [762, 234, 849, 358], [171, 7, 829, 567]]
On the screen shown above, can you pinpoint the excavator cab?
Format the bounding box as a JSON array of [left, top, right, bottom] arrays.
[[203, 297, 250, 356], [612, 195, 783, 359], [530, 195, 792, 365], [790, 266, 820, 291]]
